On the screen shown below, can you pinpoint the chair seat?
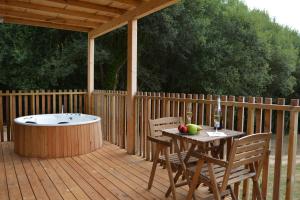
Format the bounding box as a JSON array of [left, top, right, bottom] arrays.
[[159, 151, 199, 164], [189, 164, 256, 186]]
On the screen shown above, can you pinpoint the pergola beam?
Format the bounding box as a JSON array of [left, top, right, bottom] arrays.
[[44, 0, 126, 16], [3, 17, 91, 32], [0, 8, 102, 28], [0, 0, 113, 23], [89, 0, 177, 39]]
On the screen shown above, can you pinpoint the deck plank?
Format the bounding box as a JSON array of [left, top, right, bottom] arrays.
[[40, 160, 76, 200], [1, 142, 212, 200], [30, 159, 63, 200], [81, 154, 146, 199], [89, 151, 164, 200], [91, 150, 175, 199], [2, 143, 23, 200], [72, 156, 132, 200], [0, 142, 9, 200], [21, 157, 50, 200], [48, 159, 89, 199], [63, 157, 118, 200], [55, 158, 105, 200], [10, 148, 36, 200]]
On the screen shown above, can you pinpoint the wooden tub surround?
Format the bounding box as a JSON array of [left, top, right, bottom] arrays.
[[13, 114, 103, 158]]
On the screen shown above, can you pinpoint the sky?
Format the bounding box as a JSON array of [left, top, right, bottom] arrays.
[[242, 0, 300, 32]]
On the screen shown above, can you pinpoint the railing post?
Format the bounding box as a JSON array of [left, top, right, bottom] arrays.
[[285, 99, 299, 200]]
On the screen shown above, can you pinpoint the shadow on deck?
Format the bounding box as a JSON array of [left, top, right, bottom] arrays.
[[0, 142, 212, 200]]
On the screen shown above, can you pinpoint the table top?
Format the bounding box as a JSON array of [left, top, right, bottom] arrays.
[[162, 126, 245, 144]]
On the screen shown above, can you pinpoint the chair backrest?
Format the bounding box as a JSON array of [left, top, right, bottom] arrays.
[[149, 117, 183, 137], [221, 133, 271, 192]]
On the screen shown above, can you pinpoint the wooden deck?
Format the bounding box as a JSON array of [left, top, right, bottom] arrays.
[[0, 141, 212, 200]]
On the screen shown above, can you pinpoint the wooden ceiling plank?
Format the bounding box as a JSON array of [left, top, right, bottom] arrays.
[[3, 17, 90, 32], [111, 0, 143, 7], [43, 0, 127, 15], [0, 8, 102, 28], [0, 0, 113, 23], [89, 0, 177, 38]]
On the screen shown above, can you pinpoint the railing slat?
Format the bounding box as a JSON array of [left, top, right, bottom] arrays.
[[198, 94, 204, 126], [205, 95, 212, 126], [0, 91, 3, 142], [262, 98, 272, 199], [41, 89, 45, 114], [273, 98, 285, 200], [255, 97, 263, 133], [285, 99, 299, 200]]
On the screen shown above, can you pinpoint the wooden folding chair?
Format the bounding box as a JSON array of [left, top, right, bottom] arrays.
[[187, 133, 271, 200], [147, 117, 196, 200]]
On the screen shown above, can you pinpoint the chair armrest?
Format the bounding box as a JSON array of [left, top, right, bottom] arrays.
[[147, 135, 172, 146], [191, 151, 228, 167]]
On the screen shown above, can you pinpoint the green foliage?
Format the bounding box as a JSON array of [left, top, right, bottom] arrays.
[[1, 0, 300, 98]]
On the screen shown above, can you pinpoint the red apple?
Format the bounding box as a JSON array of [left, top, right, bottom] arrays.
[[178, 124, 188, 134], [181, 125, 188, 133], [178, 124, 185, 132]]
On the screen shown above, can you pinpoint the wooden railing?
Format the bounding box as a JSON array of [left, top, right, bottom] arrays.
[[93, 90, 299, 200], [92, 90, 127, 148], [0, 89, 299, 199], [0, 89, 87, 142]]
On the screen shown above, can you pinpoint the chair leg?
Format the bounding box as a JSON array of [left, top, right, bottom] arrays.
[[164, 148, 177, 200], [185, 159, 204, 200], [208, 163, 221, 200], [148, 144, 162, 190], [166, 169, 182, 197], [229, 185, 237, 200], [252, 178, 262, 200]]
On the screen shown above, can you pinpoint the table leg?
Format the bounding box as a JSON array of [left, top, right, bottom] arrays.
[[174, 140, 195, 186], [185, 159, 204, 200]]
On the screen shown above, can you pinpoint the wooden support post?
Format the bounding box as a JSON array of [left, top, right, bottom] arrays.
[[126, 19, 137, 154], [87, 35, 95, 114], [285, 99, 299, 200]]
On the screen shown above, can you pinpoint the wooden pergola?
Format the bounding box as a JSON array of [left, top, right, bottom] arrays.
[[0, 0, 178, 154]]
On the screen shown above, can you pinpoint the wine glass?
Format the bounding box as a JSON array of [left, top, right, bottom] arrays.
[[186, 103, 192, 124], [213, 96, 221, 132], [213, 112, 220, 133]]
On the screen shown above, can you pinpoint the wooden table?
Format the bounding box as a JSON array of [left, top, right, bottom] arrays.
[[162, 126, 245, 200]]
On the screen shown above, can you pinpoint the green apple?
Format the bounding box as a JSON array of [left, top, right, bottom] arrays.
[[186, 124, 203, 135], [186, 124, 198, 135]]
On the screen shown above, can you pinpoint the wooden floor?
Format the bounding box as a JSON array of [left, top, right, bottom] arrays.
[[0, 141, 212, 200]]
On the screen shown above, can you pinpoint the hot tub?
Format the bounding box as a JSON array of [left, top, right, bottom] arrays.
[[13, 113, 103, 158]]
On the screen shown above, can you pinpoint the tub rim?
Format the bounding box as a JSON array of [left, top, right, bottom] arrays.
[[14, 113, 101, 127]]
